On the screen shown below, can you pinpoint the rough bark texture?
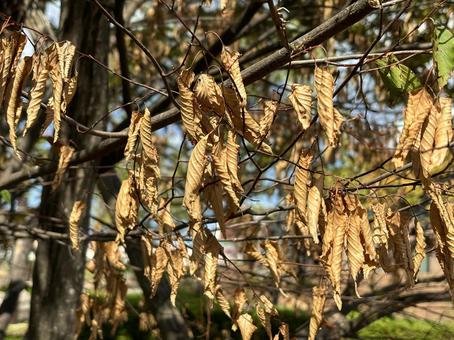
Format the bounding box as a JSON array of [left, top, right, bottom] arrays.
[[27, 1, 109, 338]]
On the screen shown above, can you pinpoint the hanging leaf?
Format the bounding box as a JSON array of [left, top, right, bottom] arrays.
[[433, 24, 454, 89], [183, 134, 209, 223], [221, 47, 247, 108], [314, 67, 344, 147], [124, 111, 142, 162], [393, 88, 433, 168], [308, 282, 327, 340], [236, 313, 257, 340], [115, 175, 139, 242], [52, 145, 75, 190], [375, 54, 422, 99], [288, 84, 312, 129], [69, 200, 86, 251]]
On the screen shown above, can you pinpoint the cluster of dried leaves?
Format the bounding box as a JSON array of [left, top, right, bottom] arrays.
[[2, 23, 454, 340], [1, 30, 77, 157]]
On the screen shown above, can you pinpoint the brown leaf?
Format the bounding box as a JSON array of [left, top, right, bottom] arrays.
[[221, 47, 247, 108], [52, 145, 75, 190], [314, 67, 344, 147], [6, 56, 32, 155], [69, 200, 86, 251], [393, 89, 433, 168], [288, 84, 312, 129], [308, 282, 327, 340], [236, 313, 257, 340], [115, 175, 139, 242], [184, 135, 209, 222], [124, 111, 142, 162]]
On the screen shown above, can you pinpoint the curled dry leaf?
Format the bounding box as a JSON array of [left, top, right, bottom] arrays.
[[393, 88, 433, 168], [24, 53, 50, 136], [157, 202, 176, 233], [264, 240, 282, 287], [69, 200, 86, 251], [236, 313, 257, 340], [6, 56, 32, 155], [413, 219, 426, 278], [293, 147, 314, 222], [177, 69, 201, 143], [124, 111, 142, 162], [232, 288, 247, 327], [139, 109, 161, 217], [203, 232, 223, 300], [433, 97, 453, 167], [205, 174, 227, 237], [226, 130, 243, 193], [430, 202, 454, 301], [221, 47, 247, 108], [288, 84, 312, 129], [256, 294, 278, 339], [115, 175, 139, 243], [0, 32, 27, 104], [259, 100, 278, 138], [308, 282, 327, 340], [314, 67, 344, 147], [212, 141, 240, 210], [52, 145, 75, 190], [387, 210, 415, 286], [184, 135, 209, 222], [194, 73, 225, 114], [223, 87, 273, 154], [216, 287, 231, 318], [372, 203, 389, 248], [306, 175, 323, 244]]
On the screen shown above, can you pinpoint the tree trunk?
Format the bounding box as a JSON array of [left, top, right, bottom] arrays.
[[27, 1, 109, 338]]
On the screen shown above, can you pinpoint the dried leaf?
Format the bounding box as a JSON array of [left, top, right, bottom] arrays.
[[194, 73, 225, 114], [393, 89, 433, 168], [69, 200, 86, 251], [115, 175, 139, 242], [52, 145, 75, 190], [413, 219, 426, 278], [259, 100, 278, 138], [184, 135, 209, 222], [226, 130, 243, 193], [221, 47, 247, 108], [24, 53, 50, 136], [294, 146, 313, 221], [223, 87, 273, 154], [212, 141, 240, 209], [237, 313, 257, 340], [177, 69, 201, 142], [308, 282, 327, 340], [216, 287, 231, 318], [124, 111, 142, 162], [6, 56, 32, 155], [314, 67, 344, 147], [307, 175, 323, 244], [289, 84, 312, 129]]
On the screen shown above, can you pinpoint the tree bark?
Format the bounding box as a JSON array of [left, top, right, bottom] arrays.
[[27, 1, 109, 338]]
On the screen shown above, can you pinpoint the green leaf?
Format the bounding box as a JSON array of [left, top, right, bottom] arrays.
[[376, 54, 422, 99], [433, 24, 454, 89], [0, 190, 11, 204]]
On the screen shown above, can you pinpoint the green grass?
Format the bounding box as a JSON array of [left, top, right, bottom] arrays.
[[357, 317, 454, 340]]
